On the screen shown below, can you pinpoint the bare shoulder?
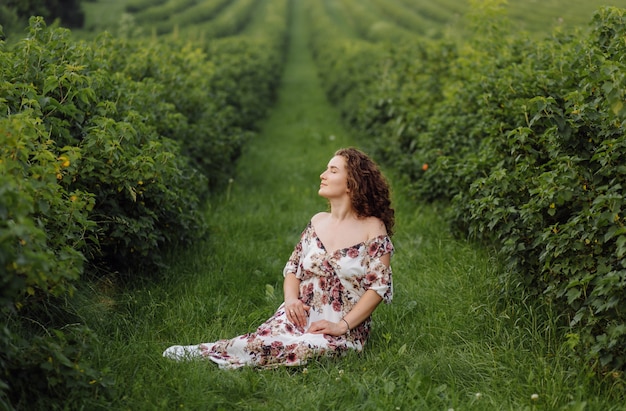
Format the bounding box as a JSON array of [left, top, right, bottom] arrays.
[[364, 216, 387, 238], [311, 212, 330, 225]]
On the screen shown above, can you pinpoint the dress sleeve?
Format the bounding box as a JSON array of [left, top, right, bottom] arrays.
[[282, 223, 311, 279], [362, 236, 394, 304]]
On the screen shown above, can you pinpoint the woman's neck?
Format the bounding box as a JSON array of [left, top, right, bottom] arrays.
[[327, 198, 357, 222]]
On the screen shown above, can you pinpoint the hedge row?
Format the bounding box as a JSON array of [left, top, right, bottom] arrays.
[[0, 0, 289, 406], [335, 0, 417, 43], [309, 0, 626, 373], [140, 0, 261, 37], [125, 0, 169, 14]]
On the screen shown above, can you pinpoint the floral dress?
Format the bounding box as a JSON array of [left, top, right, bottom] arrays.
[[162, 222, 394, 369]]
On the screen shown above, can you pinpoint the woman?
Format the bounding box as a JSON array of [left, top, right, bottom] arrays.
[[163, 147, 394, 369]]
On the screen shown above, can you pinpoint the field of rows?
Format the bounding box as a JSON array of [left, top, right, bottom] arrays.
[[2, 0, 626, 409], [80, 0, 626, 39]]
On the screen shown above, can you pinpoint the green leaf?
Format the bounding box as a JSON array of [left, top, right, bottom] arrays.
[[616, 235, 626, 258]]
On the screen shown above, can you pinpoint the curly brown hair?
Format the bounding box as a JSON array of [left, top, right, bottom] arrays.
[[335, 147, 395, 236]]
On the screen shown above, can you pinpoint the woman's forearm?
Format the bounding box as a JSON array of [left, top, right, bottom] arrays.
[[283, 273, 301, 302], [284, 273, 310, 327], [342, 289, 383, 331]]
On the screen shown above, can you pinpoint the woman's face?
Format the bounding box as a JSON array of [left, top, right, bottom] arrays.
[[319, 155, 349, 199]]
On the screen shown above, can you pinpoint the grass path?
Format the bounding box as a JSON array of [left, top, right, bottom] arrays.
[[83, 0, 626, 409]]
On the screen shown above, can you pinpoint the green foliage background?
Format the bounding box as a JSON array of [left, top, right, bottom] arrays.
[[0, 0, 289, 407], [0, 0, 85, 36], [2, 0, 626, 408]]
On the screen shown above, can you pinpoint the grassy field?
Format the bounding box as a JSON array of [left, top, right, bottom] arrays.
[[67, 0, 626, 410]]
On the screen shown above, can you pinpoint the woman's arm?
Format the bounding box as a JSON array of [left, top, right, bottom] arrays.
[[284, 273, 310, 327]]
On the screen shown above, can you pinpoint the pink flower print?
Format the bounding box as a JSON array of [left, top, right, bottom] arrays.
[[332, 297, 342, 312], [321, 292, 329, 305], [270, 341, 284, 357], [368, 242, 379, 256], [286, 352, 298, 363], [366, 272, 379, 283], [322, 260, 334, 275], [347, 247, 360, 258], [303, 283, 315, 301], [319, 276, 327, 289]]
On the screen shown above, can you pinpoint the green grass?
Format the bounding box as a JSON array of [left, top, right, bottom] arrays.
[[69, 0, 626, 409]]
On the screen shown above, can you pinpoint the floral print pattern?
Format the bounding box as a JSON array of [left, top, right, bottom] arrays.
[[175, 222, 393, 369]]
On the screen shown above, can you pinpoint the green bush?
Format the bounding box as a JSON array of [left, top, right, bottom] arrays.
[[1, 0, 85, 30], [0, 110, 107, 410], [451, 7, 626, 372], [2, 18, 210, 271], [1, 3, 289, 404], [0, 321, 112, 410], [0, 113, 93, 309]]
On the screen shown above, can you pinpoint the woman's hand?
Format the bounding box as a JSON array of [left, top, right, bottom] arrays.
[[285, 299, 310, 328], [306, 319, 348, 336]]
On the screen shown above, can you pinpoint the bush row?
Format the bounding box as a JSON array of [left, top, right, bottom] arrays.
[[0, 0, 289, 405], [197, 0, 260, 39], [334, 0, 416, 43], [148, 0, 232, 35], [125, 0, 169, 14], [139, 0, 261, 37], [309, 0, 626, 373], [367, 0, 440, 36], [132, 0, 199, 24]]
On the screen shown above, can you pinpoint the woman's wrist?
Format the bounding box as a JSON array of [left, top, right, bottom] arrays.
[[341, 318, 351, 336]]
